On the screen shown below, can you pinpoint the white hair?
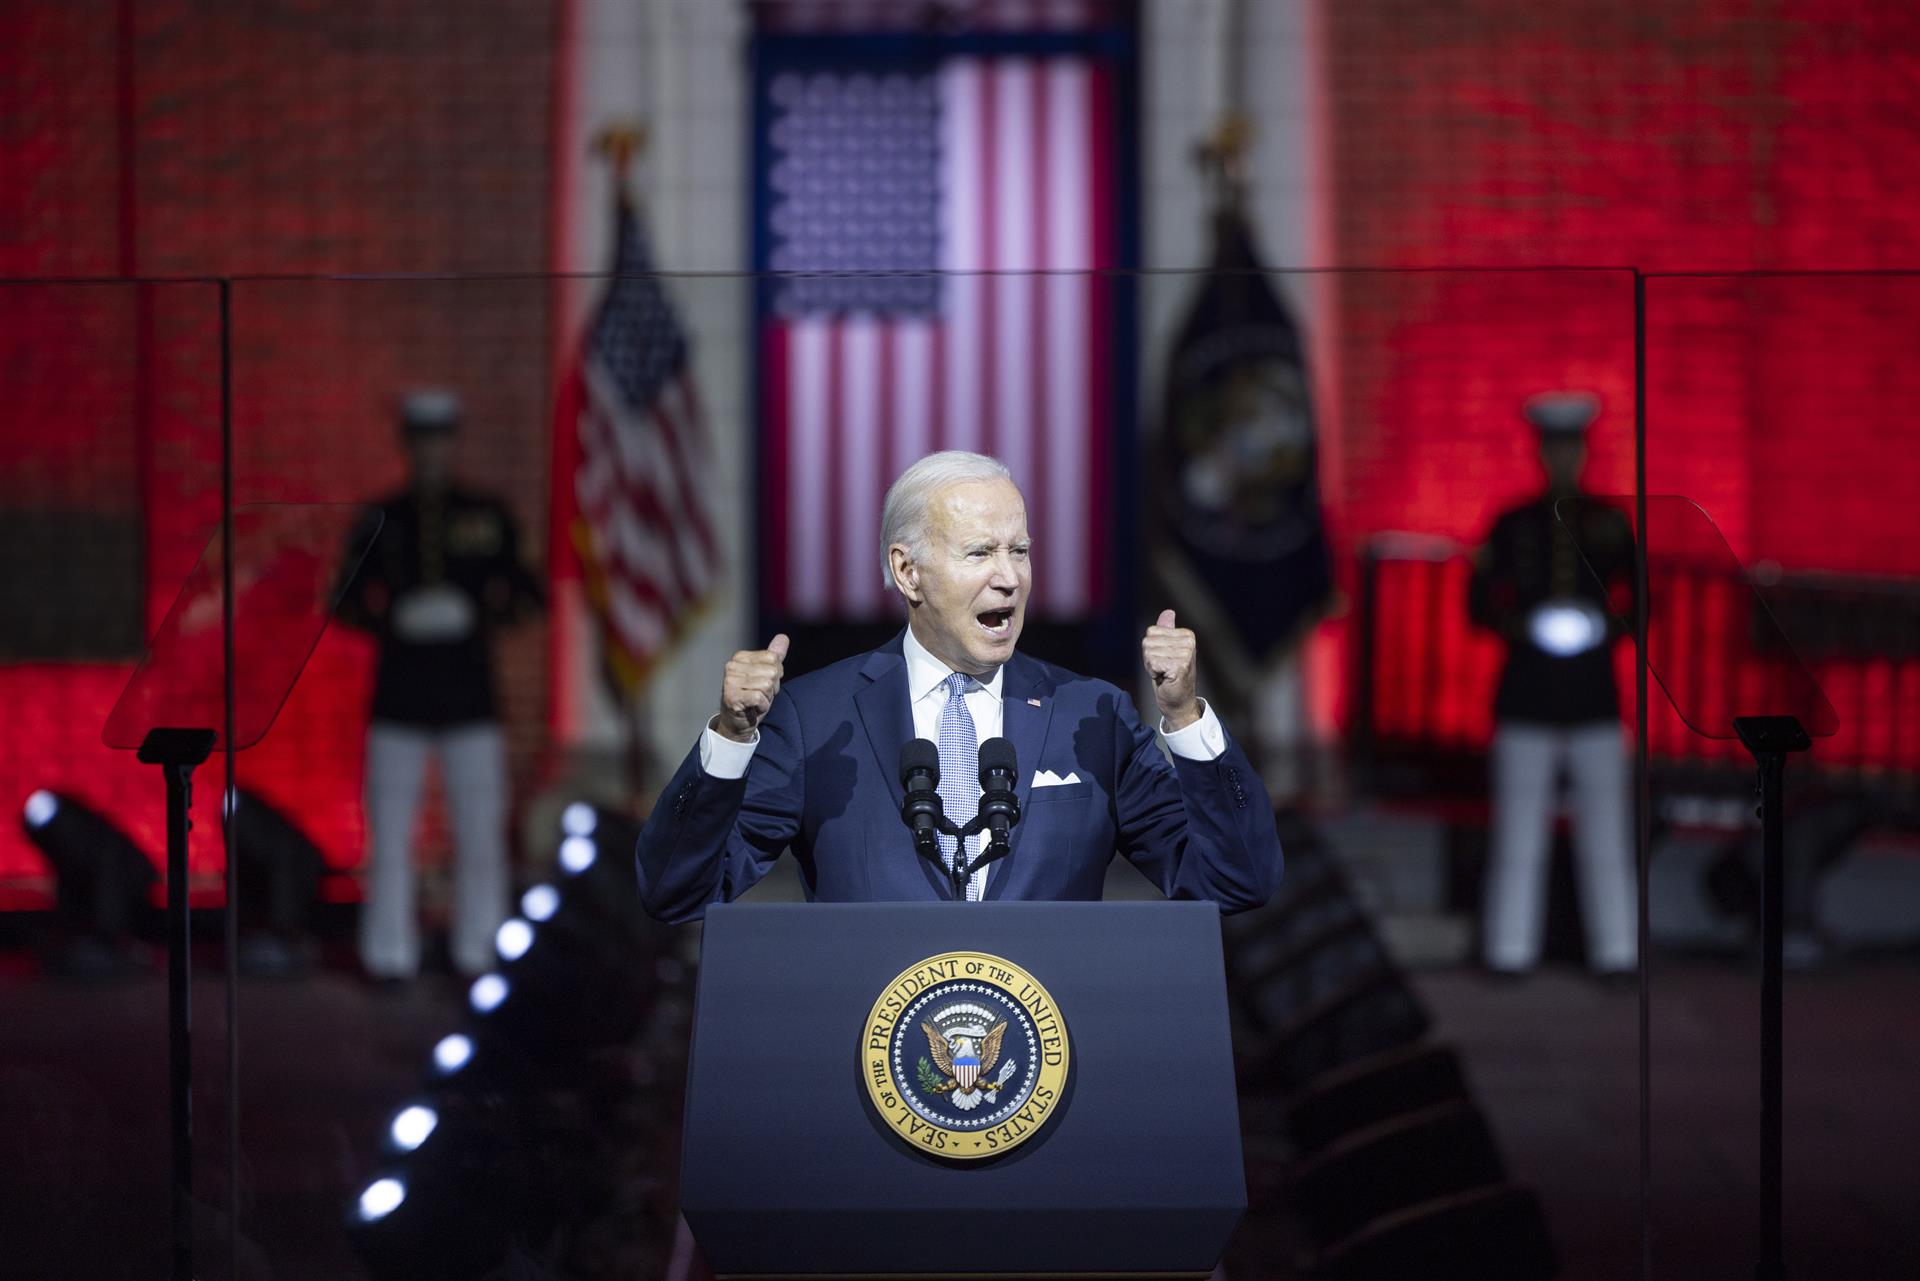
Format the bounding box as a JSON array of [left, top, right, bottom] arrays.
[[879, 451, 1015, 591]]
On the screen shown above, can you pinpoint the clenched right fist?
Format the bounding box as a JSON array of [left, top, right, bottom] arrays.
[[715, 634, 790, 742]]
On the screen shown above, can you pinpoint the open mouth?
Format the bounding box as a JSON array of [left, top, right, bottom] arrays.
[[975, 608, 1015, 638]]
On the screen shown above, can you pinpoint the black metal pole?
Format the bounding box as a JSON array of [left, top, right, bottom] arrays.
[[1756, 746, 1787, 1281], [164, 758, 194, 1281], [139, 727, 215, 1281], [1733, 713, 1807, 1281], [219, 273, 240, 1281], [1633, 269, 1653, 1281]]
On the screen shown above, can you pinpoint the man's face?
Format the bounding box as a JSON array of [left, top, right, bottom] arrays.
[[406, 432, 454, 491], [893, 478, 1030, 676], [1540, 436, 1586, 492]]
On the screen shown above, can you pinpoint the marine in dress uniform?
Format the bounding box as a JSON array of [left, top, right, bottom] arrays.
[[336, 391, 544, 981], [1467, 392, 1637, 980]]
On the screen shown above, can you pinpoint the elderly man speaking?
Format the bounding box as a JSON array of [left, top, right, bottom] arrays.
[[634, 452, 1283, 922]]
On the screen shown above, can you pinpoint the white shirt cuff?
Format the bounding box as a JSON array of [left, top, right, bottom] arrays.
[[1160, 699, 1227, 760], [699, 717, 760, 779]]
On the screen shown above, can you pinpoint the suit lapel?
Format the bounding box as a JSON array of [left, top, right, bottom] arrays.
[[853, 636, 949, 898], [854, 642, 912, 810], [986, 653, 1054, 900]]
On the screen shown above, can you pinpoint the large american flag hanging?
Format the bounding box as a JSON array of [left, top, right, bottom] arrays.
[[756, 38, 1124, 622], [565, 199, 721, 694]]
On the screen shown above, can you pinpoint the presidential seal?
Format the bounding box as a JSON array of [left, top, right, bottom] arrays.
[[861, 950, 1070, 1161]]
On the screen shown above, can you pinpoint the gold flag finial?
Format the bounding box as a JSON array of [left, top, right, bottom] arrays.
[[1192, 113, 1253, 199], [591, 120, 649, 183]]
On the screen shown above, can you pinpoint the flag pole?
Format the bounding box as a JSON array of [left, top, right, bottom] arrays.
[[1169, 4, 1335, 804]]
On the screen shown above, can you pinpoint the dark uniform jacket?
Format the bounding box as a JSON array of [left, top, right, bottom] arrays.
[[1468, 491, 1635, 726], [336, 485, 543, 727]]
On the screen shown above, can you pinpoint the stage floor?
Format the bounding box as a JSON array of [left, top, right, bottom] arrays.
[[2, 951, 1915, 1280], [1406, 962, 1920, 1281]]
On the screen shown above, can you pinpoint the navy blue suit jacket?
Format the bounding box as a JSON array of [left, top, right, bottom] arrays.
[[634, 633, 1283, 923]]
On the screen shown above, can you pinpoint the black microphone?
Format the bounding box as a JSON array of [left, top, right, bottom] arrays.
[[972, 737, 1021, 869], [898, 739, 945, 863]]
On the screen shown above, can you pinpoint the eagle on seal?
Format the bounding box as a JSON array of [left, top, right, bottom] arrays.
[[922, 1019, 1010, 1110]]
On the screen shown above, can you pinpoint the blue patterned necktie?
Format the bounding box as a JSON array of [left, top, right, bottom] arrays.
[[936, 671, 983, 901]]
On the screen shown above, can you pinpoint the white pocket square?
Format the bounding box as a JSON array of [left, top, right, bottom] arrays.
[[1031, 769, 1081, 788]]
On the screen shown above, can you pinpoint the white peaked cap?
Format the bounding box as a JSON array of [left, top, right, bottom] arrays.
[[1523, 390, 1600, 435], [400, 388, 462, 432]]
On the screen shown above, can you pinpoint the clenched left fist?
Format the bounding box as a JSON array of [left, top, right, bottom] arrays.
[[1142, 608, 1201, 731]]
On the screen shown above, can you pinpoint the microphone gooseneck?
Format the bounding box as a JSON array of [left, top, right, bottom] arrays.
[[972, 737, 1021, 872], [898, 739, 947, 867], [901, 737, 1024, 898]]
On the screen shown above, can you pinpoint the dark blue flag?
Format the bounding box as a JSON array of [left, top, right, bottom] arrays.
[[1150, 203, 1332, 685]]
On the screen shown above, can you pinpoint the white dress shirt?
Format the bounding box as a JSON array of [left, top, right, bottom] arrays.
[[898, 626, 1003, 896], [696, 627, 1231, 892]]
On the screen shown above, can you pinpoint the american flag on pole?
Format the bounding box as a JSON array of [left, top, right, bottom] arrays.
[[563, 197, 721, 696], [755, 20, 1127, 622]]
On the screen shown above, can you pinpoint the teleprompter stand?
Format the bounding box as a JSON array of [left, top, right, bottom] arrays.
[[1732, 715, 1812, 1281], [104, 504, 379, 1281], [136, 727, 216, 1281], [1568, 495, 1837, 1281]]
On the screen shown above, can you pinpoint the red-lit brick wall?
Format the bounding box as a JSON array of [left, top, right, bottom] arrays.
[[1323, 0, 1920, 752], [7, 0, 1920, 895], [0, 1, 557, 897]]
